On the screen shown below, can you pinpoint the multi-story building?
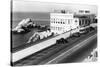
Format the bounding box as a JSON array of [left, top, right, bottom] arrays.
[[50, 10, 79, 34]]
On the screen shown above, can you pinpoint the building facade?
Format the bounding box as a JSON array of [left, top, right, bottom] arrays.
[[50, 12, 79, 34]]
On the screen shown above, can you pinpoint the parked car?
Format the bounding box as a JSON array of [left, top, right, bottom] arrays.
[[56, 38, 68, 44], [72, 32, 80, 37], [79, 29, 89, 34]]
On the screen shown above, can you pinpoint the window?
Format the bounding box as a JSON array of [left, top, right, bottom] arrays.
[[58, 27, 59, 30], [79, 20, 81, 26], [75, 20, 77, 22], [79, 10, 84, 13], [63, 22, 65, 24], [85, 11, 90, 13], [54, 18, 55, 21], [68, 20, 70, 24], [85, 20, 87, 26], [61, 19, 62, 22], [82, 20, 84, 25], [56, 27, 57, 30], [75, 20, 78, 25]]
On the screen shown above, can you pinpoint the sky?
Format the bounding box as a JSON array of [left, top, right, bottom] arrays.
[[12, 0, 97, 15]]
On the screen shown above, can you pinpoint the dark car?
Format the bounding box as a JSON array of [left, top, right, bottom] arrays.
[[72, 32, 80, 37], [56, 38, 68, 44], [80, 29, 89, 35]]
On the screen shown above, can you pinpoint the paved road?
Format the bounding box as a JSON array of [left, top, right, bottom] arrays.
[[12, 30, 97, 66], [59, 37, 97, 63], [39, 33, 97, 64]]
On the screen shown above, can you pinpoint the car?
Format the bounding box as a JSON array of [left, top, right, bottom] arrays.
[[89, 26, 95, 31], [56, 38, 68, 44], [80, 29, 89, 34], [72, 32, 80, 37]]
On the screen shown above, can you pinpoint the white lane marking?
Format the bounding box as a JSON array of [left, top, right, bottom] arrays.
[[45, 34, 97, 64]]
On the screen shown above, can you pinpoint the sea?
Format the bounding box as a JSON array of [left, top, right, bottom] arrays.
[[12, 12, 50, 49], [12, 12, 50, 28]]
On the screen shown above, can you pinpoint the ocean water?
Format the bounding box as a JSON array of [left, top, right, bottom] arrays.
[[12, 12, 50, 28], [12, 12, 50, 49]]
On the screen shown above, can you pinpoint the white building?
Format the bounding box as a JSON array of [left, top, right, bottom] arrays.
[[50, 12, 79, 35]]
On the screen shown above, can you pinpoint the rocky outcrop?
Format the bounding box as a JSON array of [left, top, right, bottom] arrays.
[[12, 18, 35, 33], [27, 30, 54, 43]]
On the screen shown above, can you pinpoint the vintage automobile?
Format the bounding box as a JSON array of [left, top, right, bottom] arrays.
[[56, 38, 68, 44]]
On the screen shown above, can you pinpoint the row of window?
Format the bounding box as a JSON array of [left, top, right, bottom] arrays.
[[79, 10, 90, 13], [50, 18, 72, 22], [51, 21, 65, 24], [51, 19, 72, 24], [79, 20, 90, 26], [51, 26, 64, 31]]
